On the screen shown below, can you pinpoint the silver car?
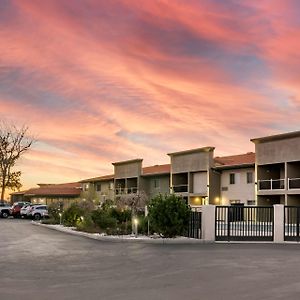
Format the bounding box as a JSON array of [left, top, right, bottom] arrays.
[[30, 205, 48, 220]]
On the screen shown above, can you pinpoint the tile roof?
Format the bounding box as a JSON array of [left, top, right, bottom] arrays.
[[142, 164, 171, 176], [214, 152, 255, 168], [12, 182, 82, 197]]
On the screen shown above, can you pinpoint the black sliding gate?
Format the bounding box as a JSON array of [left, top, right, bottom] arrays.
[[184, 211, 202, 239], [215, 206, 274, 241], [284, 206, 300, 241]]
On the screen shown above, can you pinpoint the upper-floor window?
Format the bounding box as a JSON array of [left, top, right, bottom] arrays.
[[229, 173, 235, 184], [247, 172, 253, 184], [154, 179, 160, 189]]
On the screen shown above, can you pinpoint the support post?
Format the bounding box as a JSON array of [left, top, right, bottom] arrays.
[[201, 205, 216, 242], [274, 204, 284, 243]]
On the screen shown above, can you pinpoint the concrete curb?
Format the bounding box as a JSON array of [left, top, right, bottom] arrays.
[[31, 222, 209, 244]]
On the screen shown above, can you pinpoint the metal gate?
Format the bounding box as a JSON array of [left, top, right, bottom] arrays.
[[185, 211, 202, 239], [284, 206, 300, 241], [215, 206, 274, 241]]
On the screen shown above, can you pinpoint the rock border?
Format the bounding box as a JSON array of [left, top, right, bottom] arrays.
[[32, 221, 208, 244]]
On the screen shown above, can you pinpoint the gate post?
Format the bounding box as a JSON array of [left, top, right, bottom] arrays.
[[202, 205, 216, 242], [274, 204, 284, 243]]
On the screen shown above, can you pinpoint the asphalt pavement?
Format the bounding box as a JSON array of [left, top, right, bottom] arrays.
[[1, 219, 300, 300]]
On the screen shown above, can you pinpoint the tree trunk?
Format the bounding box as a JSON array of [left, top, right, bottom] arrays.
[[1, 170, 7, 200]]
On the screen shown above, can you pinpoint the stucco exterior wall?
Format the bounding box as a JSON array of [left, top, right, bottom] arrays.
[[220, 168, 255, 205], [144, 175, 170, 199], [255, 137, 300, 165], [171, 151, 214, 173], [114, 160, 142, 178]]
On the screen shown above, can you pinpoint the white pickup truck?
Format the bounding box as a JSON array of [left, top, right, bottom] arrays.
[[0, 203, 11, 218]]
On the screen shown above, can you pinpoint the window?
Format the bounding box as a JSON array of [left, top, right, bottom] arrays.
[[247, 200, 255, 206], [229, 173, 235, 184], [154, 179, 160, 189], [95, 183, 101, 192], [247, 172, 253, 184], [83, 183, 89, 191]]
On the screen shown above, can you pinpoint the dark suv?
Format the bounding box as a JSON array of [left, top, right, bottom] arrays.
[[10, 202, 31, 218]]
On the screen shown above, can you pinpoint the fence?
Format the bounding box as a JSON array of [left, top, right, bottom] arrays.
[[284, 206, 300, 241], [215, 206, 274, 241], [184, 211, 202, 239]]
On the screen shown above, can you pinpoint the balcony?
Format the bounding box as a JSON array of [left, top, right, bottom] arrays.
[[173, 184, 188, 193], [258, 179, 285, 190], [288, 178, 300, 189]]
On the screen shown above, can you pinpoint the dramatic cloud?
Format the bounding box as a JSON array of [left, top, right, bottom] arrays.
[[0, 0, 299, 194]]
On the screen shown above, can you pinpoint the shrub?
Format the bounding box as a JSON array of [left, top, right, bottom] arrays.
[[91, 209, 117, 230], [76, 214, 98, 233], [62, 203, 85, 227], [148, 194, 191, 238], [110, 208, 131, 223]]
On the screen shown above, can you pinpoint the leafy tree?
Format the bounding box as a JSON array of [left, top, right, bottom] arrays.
[[0, 123, 34, 200], [148, 194, 191, 238]]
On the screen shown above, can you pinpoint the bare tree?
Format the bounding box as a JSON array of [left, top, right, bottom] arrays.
[[116, 190, 149, 215], [0, 123, 35, 200]]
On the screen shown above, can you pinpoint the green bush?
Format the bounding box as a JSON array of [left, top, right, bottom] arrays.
[[76, 214, 99, 233], [110, 208, 131, 223], [91, 209, 117, 230], [62, 203, 85, 227], [148, 194, 191, 238]]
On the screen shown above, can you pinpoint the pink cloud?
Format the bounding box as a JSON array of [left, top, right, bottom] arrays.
[[0, 0, 299, 195]]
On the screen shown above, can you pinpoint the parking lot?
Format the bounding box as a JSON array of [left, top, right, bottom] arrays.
[[2, 219, 300, 299]]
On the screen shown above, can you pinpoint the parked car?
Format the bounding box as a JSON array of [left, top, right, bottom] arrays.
[[20, 204, 37, 218], [0, 202, 11, 218], [10, 202, 31, 218], [30, 205, 49, 220]]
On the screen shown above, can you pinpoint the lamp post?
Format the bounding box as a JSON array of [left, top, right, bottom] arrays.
[[59, 212, 62, 225], [133, 218, 138, 238]]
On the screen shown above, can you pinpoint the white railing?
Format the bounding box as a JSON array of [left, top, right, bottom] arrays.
[[288, 178, 300, 189], [258, 179, 285, 190]]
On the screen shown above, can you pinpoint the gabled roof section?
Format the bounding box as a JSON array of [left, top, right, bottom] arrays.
[[142, 164, 170, 176], [214, 152, 255, 169], [251, 130, 300, 144]]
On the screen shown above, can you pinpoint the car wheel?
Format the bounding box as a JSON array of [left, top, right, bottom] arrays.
[[34, 214, 41, 220], [1, 211, 9, 218]]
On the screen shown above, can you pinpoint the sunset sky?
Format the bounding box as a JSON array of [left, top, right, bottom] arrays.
[[1, 0, 300, 194]]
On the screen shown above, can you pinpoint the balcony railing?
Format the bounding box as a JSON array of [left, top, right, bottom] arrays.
[[115, 187, 138, 195], [173, 184, 188, 193], [288, 178, 300, 189], [258, 179, 285, 190]]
